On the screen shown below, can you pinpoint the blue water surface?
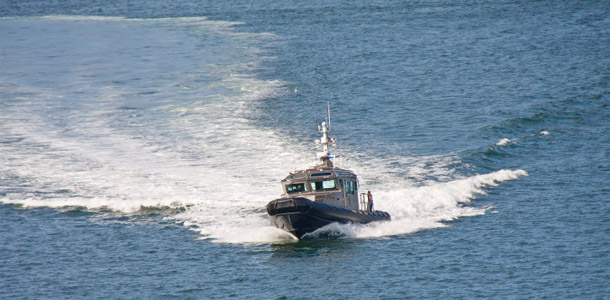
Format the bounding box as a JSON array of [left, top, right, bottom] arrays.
[[1, 1, 609, 299]]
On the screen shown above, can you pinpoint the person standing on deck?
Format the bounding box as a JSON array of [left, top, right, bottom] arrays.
[[367, 191, 374, 211]]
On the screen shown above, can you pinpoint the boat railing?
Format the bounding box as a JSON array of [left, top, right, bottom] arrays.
[[359, 192, 373, 212]]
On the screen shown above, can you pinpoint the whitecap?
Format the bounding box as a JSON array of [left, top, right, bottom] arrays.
[[495, 138, 512, 146]]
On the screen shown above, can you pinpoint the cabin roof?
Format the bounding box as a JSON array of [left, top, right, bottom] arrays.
[[282, 166, 357, 182]]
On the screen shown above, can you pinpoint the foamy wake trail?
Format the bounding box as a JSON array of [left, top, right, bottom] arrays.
[[0, 15, 308, 244]]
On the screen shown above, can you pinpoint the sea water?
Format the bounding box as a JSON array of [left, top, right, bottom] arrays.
[[1, 1, 608, 299]]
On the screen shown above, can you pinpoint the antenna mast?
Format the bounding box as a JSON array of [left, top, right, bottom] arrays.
[[316, 102, 335, 167], [327, 102, 331, 132]]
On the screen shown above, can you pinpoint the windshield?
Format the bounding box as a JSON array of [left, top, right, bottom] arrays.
[[285, 183, 306, 194], [309, 179, 337, 191]]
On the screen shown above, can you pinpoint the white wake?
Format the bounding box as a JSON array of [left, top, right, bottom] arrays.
[[0, 16, 528, 244]]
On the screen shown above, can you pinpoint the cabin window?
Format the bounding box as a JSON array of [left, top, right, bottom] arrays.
[[345, 180, 357, 195], [285, 183, 306, 194], [309, 179, 337, 191]]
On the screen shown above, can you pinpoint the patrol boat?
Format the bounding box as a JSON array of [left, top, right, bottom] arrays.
[[266, 105, 391, 239]]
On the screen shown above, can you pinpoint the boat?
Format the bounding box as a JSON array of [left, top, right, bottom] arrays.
[[266, 104, 391, 239]]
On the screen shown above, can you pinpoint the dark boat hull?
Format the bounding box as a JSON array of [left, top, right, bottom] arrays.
[[266, 197, 391, 239]]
